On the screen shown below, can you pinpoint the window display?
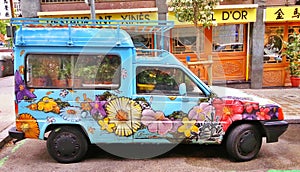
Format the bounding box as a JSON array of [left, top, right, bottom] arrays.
[[171, 27, 204, 54], [213, 24, 244, 52], [264, 26, 284, 63]]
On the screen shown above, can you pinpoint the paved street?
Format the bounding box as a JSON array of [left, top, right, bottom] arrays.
[[0, 124, 299, 171]]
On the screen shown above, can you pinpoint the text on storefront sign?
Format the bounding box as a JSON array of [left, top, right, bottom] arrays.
[[265, 6, 300, 22], [169, 8, 256, 25]]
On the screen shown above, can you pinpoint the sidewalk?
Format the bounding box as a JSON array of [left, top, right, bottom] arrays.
[[241, 87, 300, 122], [0, 82, 300, 148], [0, 76, 14, 148]]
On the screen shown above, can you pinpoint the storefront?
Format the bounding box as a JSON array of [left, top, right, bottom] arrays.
[[37, 8, 159, 51], [263, 6, 300, 87], [168, 4, 257, 83], [38, 5, 258, 84]]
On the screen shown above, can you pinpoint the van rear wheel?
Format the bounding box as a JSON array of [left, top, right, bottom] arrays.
[[226, 124, 262, 161], [47, 126, 88, 163]]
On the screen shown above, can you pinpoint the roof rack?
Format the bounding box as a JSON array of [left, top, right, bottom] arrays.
[[11, 18, 174, 33], [11, 18, 174, 49]]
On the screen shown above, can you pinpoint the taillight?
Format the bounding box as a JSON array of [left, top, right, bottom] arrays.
[[15, 101, 18, 116], [278, 107, 284, 120], [1, 65, 4, 71]]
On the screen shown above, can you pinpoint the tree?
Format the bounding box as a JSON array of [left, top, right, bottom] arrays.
[[0, 20, 9, 35], [168, 0, 222, 60]]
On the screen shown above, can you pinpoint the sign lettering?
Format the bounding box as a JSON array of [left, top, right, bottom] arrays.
[[222, 10, 248, 20], [40, 12, 157, 25], [265, 6, 300, 22], [169, 8, 256, 25]]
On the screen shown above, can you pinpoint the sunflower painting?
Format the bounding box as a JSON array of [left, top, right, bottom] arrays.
[[16, 113, 40, 139], [106, 97, 142, 136]]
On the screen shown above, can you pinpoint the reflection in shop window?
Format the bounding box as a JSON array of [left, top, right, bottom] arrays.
[[287, 26, 300, 61], [130, 33, 152, 49], [171, 27, 204, 54], [130, 33, 152, 56], [213, 24, 244, 52], [288, 26, 300, 42], [264, 26, 284, 63]]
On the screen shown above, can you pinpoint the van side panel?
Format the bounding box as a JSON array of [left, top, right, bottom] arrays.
[[14, 45, 136, 143]]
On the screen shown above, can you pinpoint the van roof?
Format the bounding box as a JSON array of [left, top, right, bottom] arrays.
[[11, 18, 174, 49], [14, 27, 134, 47]]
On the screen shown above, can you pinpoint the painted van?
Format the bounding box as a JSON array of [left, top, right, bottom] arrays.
[[9, 18, 288, 163]]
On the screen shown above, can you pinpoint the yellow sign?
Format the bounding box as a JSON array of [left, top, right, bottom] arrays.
[[265, 6, 300, 22], [40, 12, 158, 23], [169, 8, 257, 25]]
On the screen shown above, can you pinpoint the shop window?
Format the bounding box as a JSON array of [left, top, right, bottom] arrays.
[[264, 26, 284, 63], [288, 26, 300, 39], [171, 27, 204, 54], [213, 24, 244, 52], [129, 33, 152, 56], [130, 33, 152, 48], [26, 54, 121, 89], [136, 66, 204, 96]]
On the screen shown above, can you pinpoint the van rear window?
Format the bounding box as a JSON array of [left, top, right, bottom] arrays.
[[26, 54, 121, 89]]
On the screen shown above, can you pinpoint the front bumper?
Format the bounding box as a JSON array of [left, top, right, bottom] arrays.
[[260, 120, 289, 143], [9, 127, 25, 141]]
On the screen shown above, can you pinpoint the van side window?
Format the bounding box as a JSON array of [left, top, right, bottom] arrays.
[[136, 66, 204, 96], [26, 54, 121, 89]]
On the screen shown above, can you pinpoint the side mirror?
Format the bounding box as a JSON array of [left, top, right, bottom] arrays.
[[179, 83, 187, 96]]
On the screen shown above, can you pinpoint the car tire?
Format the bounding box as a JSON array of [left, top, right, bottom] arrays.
[[47, 126, 88, 163], [226, 124, 262, 161]]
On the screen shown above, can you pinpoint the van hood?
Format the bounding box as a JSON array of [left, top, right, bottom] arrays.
[[210, 86, 279, 106]]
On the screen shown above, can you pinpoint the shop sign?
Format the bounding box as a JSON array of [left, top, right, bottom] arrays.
[[40, 12, 158, 24], [265, 6, 300, 22], [168, 8, 256, 25]]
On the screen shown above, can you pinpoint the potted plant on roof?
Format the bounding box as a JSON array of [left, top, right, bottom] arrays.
[[284, 32, 300, 87]]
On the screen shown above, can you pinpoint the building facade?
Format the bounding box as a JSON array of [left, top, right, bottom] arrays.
[[19, 0, 300, 88], [0, 0, 21, 19]]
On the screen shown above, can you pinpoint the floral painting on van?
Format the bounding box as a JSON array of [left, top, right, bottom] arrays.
[[15, 69, 282, 144]]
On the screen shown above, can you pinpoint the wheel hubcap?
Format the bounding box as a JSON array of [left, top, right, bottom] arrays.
[[54, 133, 80, 158], [238, 130, 257, 155]]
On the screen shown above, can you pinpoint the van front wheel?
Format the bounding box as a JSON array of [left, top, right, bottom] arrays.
[[47, 126, 88, 163], [226, 124, 262, 161]]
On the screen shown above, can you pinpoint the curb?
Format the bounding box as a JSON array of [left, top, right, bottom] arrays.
[[286, 119, 300, 124], [0, 124, 13, 149]]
